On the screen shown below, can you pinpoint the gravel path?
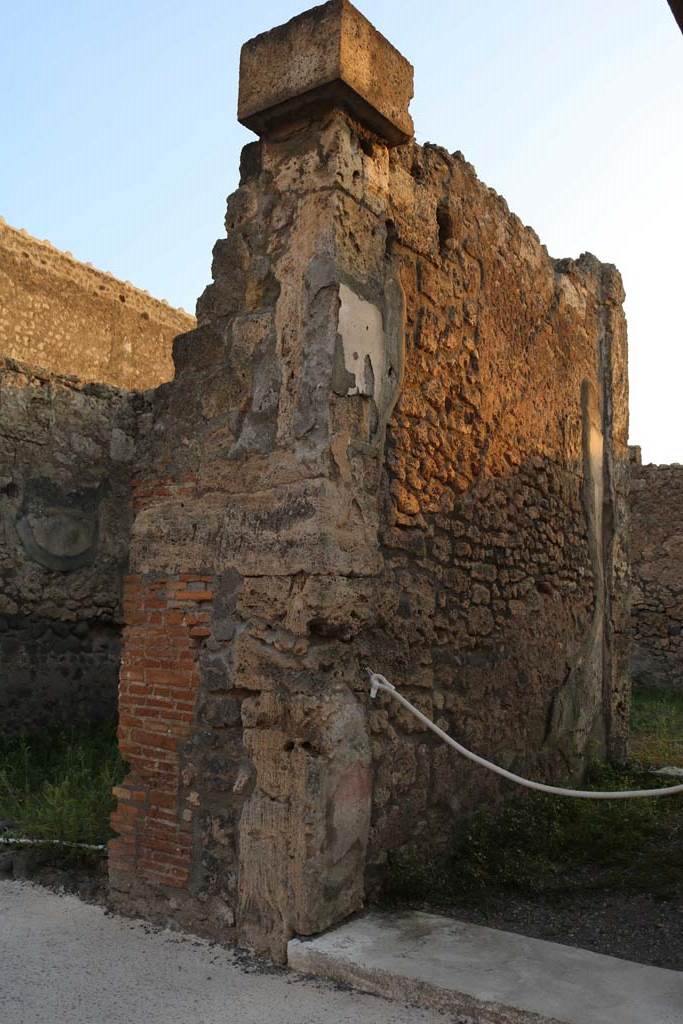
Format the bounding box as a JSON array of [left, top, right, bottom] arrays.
[[0, 881, 450, 1024]]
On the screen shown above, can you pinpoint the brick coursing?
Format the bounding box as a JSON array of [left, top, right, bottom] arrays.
[[111, 575, 214, 895]]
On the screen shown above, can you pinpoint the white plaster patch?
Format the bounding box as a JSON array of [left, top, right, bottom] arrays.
[[338, 284, 384, 399]]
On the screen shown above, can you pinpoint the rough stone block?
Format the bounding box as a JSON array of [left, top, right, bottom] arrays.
[[238, 1, 413, 146]]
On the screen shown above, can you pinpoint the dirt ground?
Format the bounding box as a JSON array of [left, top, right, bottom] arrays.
[[422, 877, 683, 970]]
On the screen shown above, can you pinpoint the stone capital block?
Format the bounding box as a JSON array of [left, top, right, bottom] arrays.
[[238, 0, 413, 146]]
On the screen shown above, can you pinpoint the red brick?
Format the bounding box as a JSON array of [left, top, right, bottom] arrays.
[[144, 668, 192, 685], [148, 790, 177, 809], [113, 572, 214, 891], [111, 804, 141, 823]]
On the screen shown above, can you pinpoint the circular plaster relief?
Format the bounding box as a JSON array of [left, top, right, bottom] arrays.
[[16, 508, 98, 571]]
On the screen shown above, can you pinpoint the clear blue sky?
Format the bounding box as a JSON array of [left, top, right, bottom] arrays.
[[3, 1, 681, 462]]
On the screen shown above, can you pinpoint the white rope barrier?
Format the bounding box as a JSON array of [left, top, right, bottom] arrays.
[[367, 670, 683, 800], [0, 836, 106, 851]]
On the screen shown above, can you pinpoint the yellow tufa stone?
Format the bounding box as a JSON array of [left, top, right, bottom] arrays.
[[238, 0, 413, 146]]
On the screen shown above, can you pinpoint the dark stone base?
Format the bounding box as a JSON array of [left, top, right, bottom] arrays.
[[0, 615, 120, 734]]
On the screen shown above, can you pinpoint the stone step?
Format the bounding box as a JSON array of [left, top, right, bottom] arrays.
[[288, 911, 683, 1024]]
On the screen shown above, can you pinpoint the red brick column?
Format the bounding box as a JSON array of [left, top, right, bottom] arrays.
[[109, 575, 214, 895]]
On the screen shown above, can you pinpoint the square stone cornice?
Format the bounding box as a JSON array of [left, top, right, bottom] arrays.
[[238, 0, 414, 147]]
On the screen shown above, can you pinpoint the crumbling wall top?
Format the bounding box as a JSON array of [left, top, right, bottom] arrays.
[[0, 218, 195, 389], [0, 218, 192, 324]]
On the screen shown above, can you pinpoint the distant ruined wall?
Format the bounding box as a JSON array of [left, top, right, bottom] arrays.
[[630, 456, 683, 692], [0, 215, 191, 732], [0, 219, 194, 390], [109, 0, 630, 964], [0, 359, 145, 732]]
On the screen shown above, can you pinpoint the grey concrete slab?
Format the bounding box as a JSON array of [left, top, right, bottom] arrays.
[[288, 910, 683, 1024], [0, 882, 449, 1024]]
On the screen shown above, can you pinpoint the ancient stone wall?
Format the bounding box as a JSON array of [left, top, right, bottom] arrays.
[[0, 359, 145, 732], [109, 1, 630, 964], [0, 216, 191, 732], [366, 143, 631, 870], [630, 456, 683, 692], [0, 219, 194, 390]]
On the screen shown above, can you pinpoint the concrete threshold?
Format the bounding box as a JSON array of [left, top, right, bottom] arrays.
[[287, 911, 683, 1024]]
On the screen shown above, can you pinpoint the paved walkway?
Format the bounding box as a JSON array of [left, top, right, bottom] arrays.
[[290, 910, 683, 1024], [0, 882, 447, 1024]]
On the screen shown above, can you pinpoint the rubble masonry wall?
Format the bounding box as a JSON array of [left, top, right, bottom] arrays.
[[630, 459, 683, 692], [0, 358, 146, 732], [0, 219, 194, 390], [0, 218, 193, 731]]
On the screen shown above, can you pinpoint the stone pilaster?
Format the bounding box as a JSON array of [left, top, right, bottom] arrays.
[[110, 0, 412, 961]]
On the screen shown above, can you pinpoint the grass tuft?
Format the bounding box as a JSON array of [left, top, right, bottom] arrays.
[[629, 688, 683, 767], [0, 723, 125, 847]]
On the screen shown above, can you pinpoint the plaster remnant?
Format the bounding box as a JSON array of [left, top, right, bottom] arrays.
[[337, 283, 384, 399]]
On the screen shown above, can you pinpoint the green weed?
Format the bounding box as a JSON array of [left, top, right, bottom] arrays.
[[0, 724, 125, 847], [630, 688, 683, 767]]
